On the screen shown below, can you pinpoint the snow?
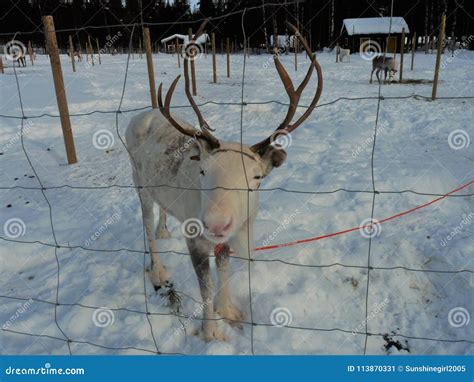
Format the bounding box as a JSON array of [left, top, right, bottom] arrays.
[[160, 33, 209, 45], [0, 48, 473, 355], [342, 17, 410, 35]]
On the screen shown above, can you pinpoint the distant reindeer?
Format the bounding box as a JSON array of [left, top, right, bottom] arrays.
[[17, 54, 26, 67], [336, 46, 350, 62], [125, 20, 323, 341], [67, 50, 82, 62], [370, 55, 397, 84]]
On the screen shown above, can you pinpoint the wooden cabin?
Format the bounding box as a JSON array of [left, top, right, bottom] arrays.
[[340, 17, 410, 54]]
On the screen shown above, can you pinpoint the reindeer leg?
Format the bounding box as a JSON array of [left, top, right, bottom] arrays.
[[215, 243, 244, 329], [140, 192, 171, 291], [188, 237, 227, 342], [155, 207, 171, 239], [370, 68, 376, 83]]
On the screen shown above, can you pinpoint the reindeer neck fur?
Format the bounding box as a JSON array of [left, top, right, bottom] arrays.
[[126, 109, 260, 225]]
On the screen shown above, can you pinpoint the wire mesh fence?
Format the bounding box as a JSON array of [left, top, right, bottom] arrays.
[[1, 3, 473, 355]]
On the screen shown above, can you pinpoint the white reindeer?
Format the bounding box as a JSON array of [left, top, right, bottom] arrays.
[[370, 55, 397, 84], [67, 50, 83, 62], [336, 46, 350, 62], [125, 21, 323, 341]]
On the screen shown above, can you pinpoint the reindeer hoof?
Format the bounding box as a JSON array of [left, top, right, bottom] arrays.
[[155, 228, 171, 239], [194, 326, 228, 342], [216, 304, 245, 329], [146, 266, 172, 292]]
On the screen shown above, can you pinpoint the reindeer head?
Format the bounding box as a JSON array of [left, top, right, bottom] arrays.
[[158, 21, 323, 244]]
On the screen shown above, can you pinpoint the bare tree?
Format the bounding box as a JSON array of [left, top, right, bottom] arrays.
[[450, 3, 458, 55], [424, 0, 429, 53], [262, 0, 269, 52], [329, 0, 335, 46]]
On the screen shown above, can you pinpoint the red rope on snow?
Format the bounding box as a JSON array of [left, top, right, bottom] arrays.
[[254, 179, 474, 252]]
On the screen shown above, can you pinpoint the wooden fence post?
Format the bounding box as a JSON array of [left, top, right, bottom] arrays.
[[42, 15, 77, 165], [0, 57, 4, 74], [143, 28, 157, 108], [28, 41, 34, 65], [211, 33, 217, 83], [411, 32, 416, 70], [68, 35, 76, 72], [176, 37, 180, 68], [432, 14, 446, 100], [399, 27, 405, 82], [226, 37, 230, 78], [188, 28, 197, 96], [139, 38, 143, 59], [87, 35, 94, 66], [96, 38, 101, 64]]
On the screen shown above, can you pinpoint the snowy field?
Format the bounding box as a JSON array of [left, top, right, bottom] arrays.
[[0, 49, 472, 355]]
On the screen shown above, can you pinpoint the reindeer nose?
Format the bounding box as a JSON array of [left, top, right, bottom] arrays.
[[203, 217, 233, 236]]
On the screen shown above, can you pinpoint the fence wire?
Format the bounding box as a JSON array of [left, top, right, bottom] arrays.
[[0, 4, 473, 356]]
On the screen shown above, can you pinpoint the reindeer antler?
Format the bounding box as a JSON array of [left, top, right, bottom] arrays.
[[251, 21, 323, 153], [157, 18, 220, 149]]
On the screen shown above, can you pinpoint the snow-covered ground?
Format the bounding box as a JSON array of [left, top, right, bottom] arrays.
[[0, 49, 472, 355]]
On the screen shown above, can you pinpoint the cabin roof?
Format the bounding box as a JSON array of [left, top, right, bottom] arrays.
[[342, 17, 409, 35]]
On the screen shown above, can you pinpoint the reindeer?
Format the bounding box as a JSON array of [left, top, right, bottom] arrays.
[[67, 50, 83, 62], [336, 46, 350, 62], [370, 55, 397, 84], [125, 21, 323, 341], [16, 54, 26, 67]]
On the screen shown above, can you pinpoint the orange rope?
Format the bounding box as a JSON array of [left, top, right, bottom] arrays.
[[254, 180, 474, 252]]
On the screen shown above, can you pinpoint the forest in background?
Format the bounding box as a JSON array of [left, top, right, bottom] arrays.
[[0, 0, 472, 51]]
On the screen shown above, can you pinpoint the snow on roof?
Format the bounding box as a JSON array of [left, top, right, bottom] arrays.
[[160, 33, 209, 44], [342, 17, 409, 35]]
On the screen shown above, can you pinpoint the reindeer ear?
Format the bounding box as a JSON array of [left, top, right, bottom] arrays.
[[259, 145, 287, 175]]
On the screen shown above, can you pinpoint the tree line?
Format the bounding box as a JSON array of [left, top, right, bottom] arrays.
[[0, 0, 471, 51]]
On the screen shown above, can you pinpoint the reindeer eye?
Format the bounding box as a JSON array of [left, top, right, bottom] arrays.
[[200, 169, 206, 176]]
